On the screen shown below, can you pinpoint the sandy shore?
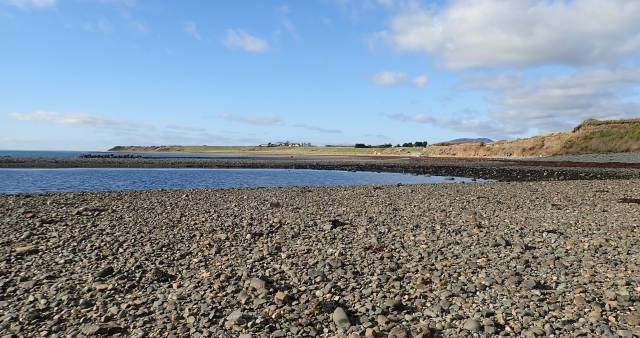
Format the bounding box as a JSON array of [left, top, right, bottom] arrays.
[[2, 180, 640, 337], [1, 156, 639, 181]]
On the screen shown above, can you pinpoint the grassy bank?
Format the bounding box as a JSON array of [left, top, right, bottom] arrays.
[[424, 118, 640, 157], [108, 145, 426, 156], [110, 118, 640, 158]]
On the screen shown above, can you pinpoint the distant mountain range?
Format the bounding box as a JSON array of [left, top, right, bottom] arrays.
[[433, 138, 494, 146]]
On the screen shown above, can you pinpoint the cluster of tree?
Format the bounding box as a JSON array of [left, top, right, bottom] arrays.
[[354, 141, 428, 148], [400, 141, 428, 147]]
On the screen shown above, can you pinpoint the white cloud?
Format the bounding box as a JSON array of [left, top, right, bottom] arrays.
[[371, 71, 429, 88], [294, 123, 342, 134], [184, 21, 201, 40], [386, 112, 525, 137], [0, 0, 55, 8], [224, 29, 269, 53], [6, 111, 258, 147], [481, 68, 640, 132], [412, 74, 428, 88], [220, 112, 281, 126], [386, 113, 433, 123], [381, 0, 640, 69], [165, 125, 207, 133], [371, 71, 407, 86], [8, 111, 149, 133], [388, 67, 640, 137]]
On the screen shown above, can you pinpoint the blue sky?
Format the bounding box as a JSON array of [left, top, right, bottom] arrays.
[[1, 0, 640, 150]]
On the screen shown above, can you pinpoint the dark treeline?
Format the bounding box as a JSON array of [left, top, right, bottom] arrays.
[[355, 141, 428, 148]]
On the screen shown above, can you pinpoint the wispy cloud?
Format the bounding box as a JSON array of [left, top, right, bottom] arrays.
[[294, 123, 342, 134], [364, 133, 390, 140], [165, 124, 207, 133], [277, 4, 290, 15], [82, 19, 113, 33], [385, 113, 433, 123], [412, 74, 428, 88], [8, 111, 150, 133], [275, 4, 299, 40], [385, 112, 525, 138], [220, 112, 281, 126], [6, 110, 265, 147], [129, 20, 149, 33], [97, 0, 137, 8], [0, 0, 55, 9], [371, 71, 407, 86], [371, 71, 428, 88], [183, 21, 201, 40], [224, 29, 269, 53]]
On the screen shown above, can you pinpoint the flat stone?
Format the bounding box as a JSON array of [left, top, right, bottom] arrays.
[[94, 283, 110, 291], [18, 281, 36, 289], [624, 313, 640, 326], [249, 277, 266, 290], [14, 246, 37, 256], [388, 325, 408, 338], [226, 309, 245, 324], [332, 307, 350, 330], [321, 223, 335, 231], [463, 319, 481, 332], [80, 323, 125, 336], [616, 330, 633, 338]]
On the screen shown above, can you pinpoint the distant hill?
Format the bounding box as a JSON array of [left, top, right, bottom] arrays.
[[433, 138, 493, 146], [425, 118, 640, 157], [110, 118, 640, 158]]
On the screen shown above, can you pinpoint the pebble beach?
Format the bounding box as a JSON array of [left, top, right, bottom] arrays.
[[2, 179, 640, 337]]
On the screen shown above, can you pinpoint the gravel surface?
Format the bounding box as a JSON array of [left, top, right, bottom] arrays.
[[526, 153, 640, 164], [1, 157, 639, 181], [2, 180, 640, 337]]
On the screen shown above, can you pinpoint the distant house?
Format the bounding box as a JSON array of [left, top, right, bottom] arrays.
[[258, 141, 311, 147]]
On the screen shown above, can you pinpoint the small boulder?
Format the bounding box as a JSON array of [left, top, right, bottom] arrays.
[[388, 325, 408, 338], [333, 307, 350, 330], [274, 291, 288, 302], [81, 323, 125, 336], [14, 245, 37, 256], [249, 277, 266, 290], [463, 319, 481, 332], [95, 266, 115, 279]]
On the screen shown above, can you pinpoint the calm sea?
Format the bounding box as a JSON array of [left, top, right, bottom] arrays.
[[0, 168, 483, 194]]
